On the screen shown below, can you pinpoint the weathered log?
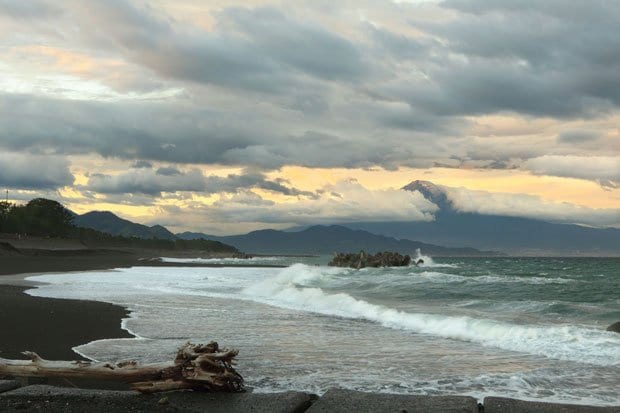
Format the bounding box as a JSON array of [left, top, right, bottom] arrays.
[[0, 342, 244, 394]]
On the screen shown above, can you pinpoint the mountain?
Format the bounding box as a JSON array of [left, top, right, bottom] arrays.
[[177, 225, 498, 256], [402, 180, 453, 213], [340, 180, 620, 256], [73, 211, 177, 240]]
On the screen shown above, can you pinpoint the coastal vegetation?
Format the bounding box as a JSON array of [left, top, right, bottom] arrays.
[[0, 198, 239, 254]]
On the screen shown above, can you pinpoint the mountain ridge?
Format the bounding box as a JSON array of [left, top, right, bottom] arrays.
[[73, 211, 177, 240], [177, 224, 500, 256], [71, 181, 620, 256]]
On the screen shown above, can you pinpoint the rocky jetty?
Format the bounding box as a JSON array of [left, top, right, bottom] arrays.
[[328, 251, 411, 269], [606, 321, 620, 333]]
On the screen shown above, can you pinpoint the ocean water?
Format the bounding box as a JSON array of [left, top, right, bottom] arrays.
[[25, 255, 620, 406]]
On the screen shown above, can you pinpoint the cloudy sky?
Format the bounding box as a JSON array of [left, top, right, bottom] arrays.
[[0, 0, 618, 234]]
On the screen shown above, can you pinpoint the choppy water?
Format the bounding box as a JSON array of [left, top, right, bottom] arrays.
[[26, 255, 620, 406]]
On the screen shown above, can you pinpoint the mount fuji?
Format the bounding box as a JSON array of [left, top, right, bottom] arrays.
[[340, 181, 620, 256]]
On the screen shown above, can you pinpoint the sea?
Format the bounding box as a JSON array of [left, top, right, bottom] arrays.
[[25, 253, 620, 406]]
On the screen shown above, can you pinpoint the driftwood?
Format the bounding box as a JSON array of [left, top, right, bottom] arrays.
[[0, 342, 244, 394]]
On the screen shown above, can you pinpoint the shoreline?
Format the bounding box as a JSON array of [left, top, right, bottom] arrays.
[[1, 256, 618, 409], [0, 284, 134, 361], [0, 249, 141, 363]]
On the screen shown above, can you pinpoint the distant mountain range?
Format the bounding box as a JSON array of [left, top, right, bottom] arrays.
[[71, 181, 620, 256], [72, 210, 496, 256], [73, 211, 177, 240], [339, 180, 620, 256], [177, 225, 498, 256]]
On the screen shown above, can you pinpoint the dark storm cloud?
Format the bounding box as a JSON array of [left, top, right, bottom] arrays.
[[0, 92, 441, 170], [0, 93, 260, 164], [84, 167, 314, 197], [86, 169, 207, 196], [366, 24, 431, 60], [0, 153, 74, 190], [66, 2, 365, 94], [221, 7, 366, 81], [0, 0, 617, 183], [386, 0, 620, 118], [156, 167, 181, 176], [0, 0, 60, 19], [557, 130, 602, 143], [204, 173, 316, 197]]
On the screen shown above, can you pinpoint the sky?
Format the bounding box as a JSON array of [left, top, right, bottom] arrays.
[[0, 0, 618, 235]]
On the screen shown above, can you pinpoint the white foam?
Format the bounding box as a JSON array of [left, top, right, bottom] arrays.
[[413, 271, 469, 283], [160, 256, 280, 264], [413, 249, 459, 268], [472, 274, 574, 285], [24, 265, 619, 367], [412, 271, 574, 285], [242, 265, 620, 366]]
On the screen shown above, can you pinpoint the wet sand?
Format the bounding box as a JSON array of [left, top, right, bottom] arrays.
[[0, 284, 133, 361], [0, 242, 141, 360]]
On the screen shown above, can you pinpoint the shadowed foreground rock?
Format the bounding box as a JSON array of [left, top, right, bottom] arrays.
[[1, 385, 619, 412], [307, 389, 478, 413], [483, 396, 620, 413], [328, 251, 411, 268], [0, 385, 313, 413]]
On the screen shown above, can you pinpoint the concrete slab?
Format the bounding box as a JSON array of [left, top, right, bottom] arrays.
[[0, 380, 20, 393], [306, 388, 479, 413], [484, 397, 620, 413], [0, 385, 313, 412]]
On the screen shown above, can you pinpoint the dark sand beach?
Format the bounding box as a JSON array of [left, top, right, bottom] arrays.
[[0, 248, 141, 390], [0, 239, 144, 360], [0, 239, 260, 362], [0, 284, 133, 361], [0, 253, 139, 277]]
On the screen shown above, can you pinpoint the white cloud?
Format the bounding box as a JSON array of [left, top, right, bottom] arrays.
[[521, 155, 620, 184], [162, 180, 438, 234], [445, 186, 620, 228]]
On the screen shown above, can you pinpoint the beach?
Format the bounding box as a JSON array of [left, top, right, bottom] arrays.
[[0, 251, 139, 392], [0, 242, 256, 361], [0, 284, 133, 361], [1, 253, 619, 412]]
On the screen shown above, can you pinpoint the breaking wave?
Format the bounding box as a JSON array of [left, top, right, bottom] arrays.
[[242, 264, 619, 366], [413, 249, 459, 268]]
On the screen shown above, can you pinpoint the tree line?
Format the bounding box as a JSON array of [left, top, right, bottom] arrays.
[[0, 198, 239, 253], [0, 198, 74, 237]]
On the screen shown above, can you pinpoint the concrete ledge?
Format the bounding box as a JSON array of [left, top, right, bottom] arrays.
[[1, 385, 618, 412], [306, 388, 479, 413], [0, 380, 21, 394], [0, 385, 313, 413], [484, 397, 620, 413]]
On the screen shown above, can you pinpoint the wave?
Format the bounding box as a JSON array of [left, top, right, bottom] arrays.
[[242, 265, 619, 366], [413, 249, 459, 268], [160, 256, 280, 264], [412, 271, 574, 285]]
